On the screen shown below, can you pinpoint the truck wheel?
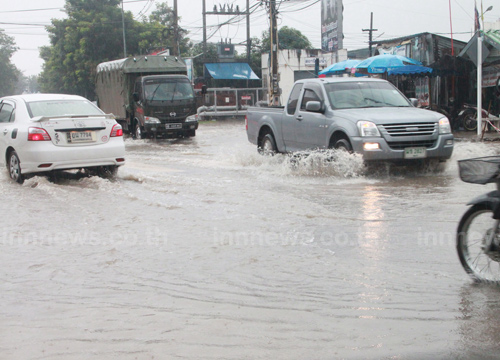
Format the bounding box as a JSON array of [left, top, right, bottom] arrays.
[[134, 123, 144, 140], [333, 138, 353, 152], [258, 133, 277, 155]]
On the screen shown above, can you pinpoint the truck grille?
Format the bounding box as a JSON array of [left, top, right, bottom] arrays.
[[379, 122, 437, 137], [156, 106, 195, 123], [387, 140, 436, 150]]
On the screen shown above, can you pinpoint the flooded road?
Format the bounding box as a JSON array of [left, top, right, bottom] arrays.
[[1, 121, 500, 359]]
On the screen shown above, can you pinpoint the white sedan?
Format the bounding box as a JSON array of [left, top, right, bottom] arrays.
[[0, 94, 126, 184]]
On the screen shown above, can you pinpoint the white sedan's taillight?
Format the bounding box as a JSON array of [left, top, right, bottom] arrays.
[[28, 127, 51, 141], [110, 124, 123, 137]]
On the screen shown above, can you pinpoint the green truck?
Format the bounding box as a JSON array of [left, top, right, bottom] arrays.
[[96, 55, 198, 139]]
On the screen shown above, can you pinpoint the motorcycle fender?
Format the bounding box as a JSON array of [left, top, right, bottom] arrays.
[[467, 190, 500, 207]]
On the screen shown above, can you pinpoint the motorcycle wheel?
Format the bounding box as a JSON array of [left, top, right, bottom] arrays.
[[457, 202, 500, 284], [462, 109, 478, 131]]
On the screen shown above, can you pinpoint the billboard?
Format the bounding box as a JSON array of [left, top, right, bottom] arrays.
[[321, 0, 343, 52]]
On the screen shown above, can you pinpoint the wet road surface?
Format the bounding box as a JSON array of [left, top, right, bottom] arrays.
[[1, 121, 500, 359]]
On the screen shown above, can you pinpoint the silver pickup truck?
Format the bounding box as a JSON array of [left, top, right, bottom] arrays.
[[246, 78, 454, 162]]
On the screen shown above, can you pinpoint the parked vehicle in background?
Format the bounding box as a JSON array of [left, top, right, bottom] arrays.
[[0, 94, 125, 184], [96, 55, 198, 140], [457, 103, 500, 132], [246, 78, 454, 162]]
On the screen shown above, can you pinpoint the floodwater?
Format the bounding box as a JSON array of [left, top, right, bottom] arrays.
[[1, 121, 500, 359]]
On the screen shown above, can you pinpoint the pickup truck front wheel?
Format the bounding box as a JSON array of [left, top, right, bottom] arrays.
[[332, 138, 353, 152], [258, 133, 277, 155]]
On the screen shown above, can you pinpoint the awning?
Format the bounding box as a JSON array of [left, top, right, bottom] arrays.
[[387, 65, 433, 75], [204, 63, 259, 80]]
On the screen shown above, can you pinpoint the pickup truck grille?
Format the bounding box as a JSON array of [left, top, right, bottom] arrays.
[[379, 122, 437, 137], [387, 140, 436, 150]]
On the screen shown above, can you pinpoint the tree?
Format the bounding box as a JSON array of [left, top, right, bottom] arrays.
[[40, 0, 132, 98], [15, 74, 40, 94], [0, 29, 20, 97], [186, 42, 219, 79], [39, 0, 190, 99], [235, 37, 263, 79], [147, 3, 191, 56], [261, 26, 312, 52]]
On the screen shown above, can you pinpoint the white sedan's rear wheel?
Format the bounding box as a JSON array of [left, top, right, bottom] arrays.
[[8, 151, 24, 184]]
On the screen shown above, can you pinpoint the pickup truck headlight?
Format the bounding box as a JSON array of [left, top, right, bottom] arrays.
[[185, 115, 198, 122], [357, 121, 381, 137], [438, 117, 451, 134], [144, 116, 161, 124]]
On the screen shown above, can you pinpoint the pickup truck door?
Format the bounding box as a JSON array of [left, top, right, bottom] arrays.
[[293, 86, 327, 150], [281, 83, 303, 151]]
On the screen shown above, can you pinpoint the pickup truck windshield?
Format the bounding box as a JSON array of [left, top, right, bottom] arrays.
[[145, 79, 194, 101], [324, 81, 411, 109]]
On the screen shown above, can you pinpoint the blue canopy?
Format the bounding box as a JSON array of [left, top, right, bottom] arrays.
[[387, 65, 433, 75], [204, 63, 260, 80], [355, 54, 423, 74], [319, 59, 361, 75]]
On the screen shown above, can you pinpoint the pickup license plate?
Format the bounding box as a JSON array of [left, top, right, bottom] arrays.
[[66, 131, 96, 143], [166, 123, 182, 129], [404, 147, 427, 159]]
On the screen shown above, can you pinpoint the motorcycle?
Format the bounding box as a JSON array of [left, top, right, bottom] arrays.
[[457, 156, 500, 283], [457, 104, 500, 132]]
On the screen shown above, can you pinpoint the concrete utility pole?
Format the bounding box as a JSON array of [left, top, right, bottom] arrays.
[[246, 0, 251, 63], [268, 0, 280, 106], [202, 0, 207, 61], [172, 0, 179, 56], [362, 12, 378, 57], [121, 0, 127, 57]]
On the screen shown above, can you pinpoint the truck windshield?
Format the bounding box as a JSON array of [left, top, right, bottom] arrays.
[[324, 81, 411, 109], [144, 79, 194, 101]]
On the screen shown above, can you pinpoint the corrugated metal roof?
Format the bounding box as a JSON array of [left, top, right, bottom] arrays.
[[484, 30, 500, 51], [97, 55, 187, 74]]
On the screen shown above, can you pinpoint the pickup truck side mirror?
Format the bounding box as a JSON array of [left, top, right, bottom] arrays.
[[132, 92, 140, 102], [409, 98, 419, 107], [305, 101, 324, 113]]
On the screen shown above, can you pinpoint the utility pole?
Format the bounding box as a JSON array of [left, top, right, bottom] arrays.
[[121, 0, 127, 57], [246, 0, 251, 64], [202, 0, 207, 61], [172, 0, 179, 56], [268, 0, 280, 106], [203, 2, 251, 62], [362, 12, 378, 57]]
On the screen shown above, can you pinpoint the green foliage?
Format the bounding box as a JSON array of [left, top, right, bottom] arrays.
[[186, 42, 219, 79], [15, 74, 40, 95], [40, 0, 190, 99], [235, 37, 263, 79], [261, 26, 312, 52], [0, 29, 20, 97]]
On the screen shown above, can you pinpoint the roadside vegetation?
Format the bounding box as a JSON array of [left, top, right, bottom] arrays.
[[2, 0, 312, 98]]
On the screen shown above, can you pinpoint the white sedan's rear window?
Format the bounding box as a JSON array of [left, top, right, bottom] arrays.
[[27, 100, 104, 118]]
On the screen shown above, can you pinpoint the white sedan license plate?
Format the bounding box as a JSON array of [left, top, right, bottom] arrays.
[[67, 131, 96, 143], [166, 123, 182, 129], [404, 147, 427, 159]]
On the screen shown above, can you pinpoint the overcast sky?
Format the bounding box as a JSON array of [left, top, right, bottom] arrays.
[[2, 0, 499, 76]]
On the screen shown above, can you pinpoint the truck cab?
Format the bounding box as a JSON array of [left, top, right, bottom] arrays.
[[132, 75, 198, 139]]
